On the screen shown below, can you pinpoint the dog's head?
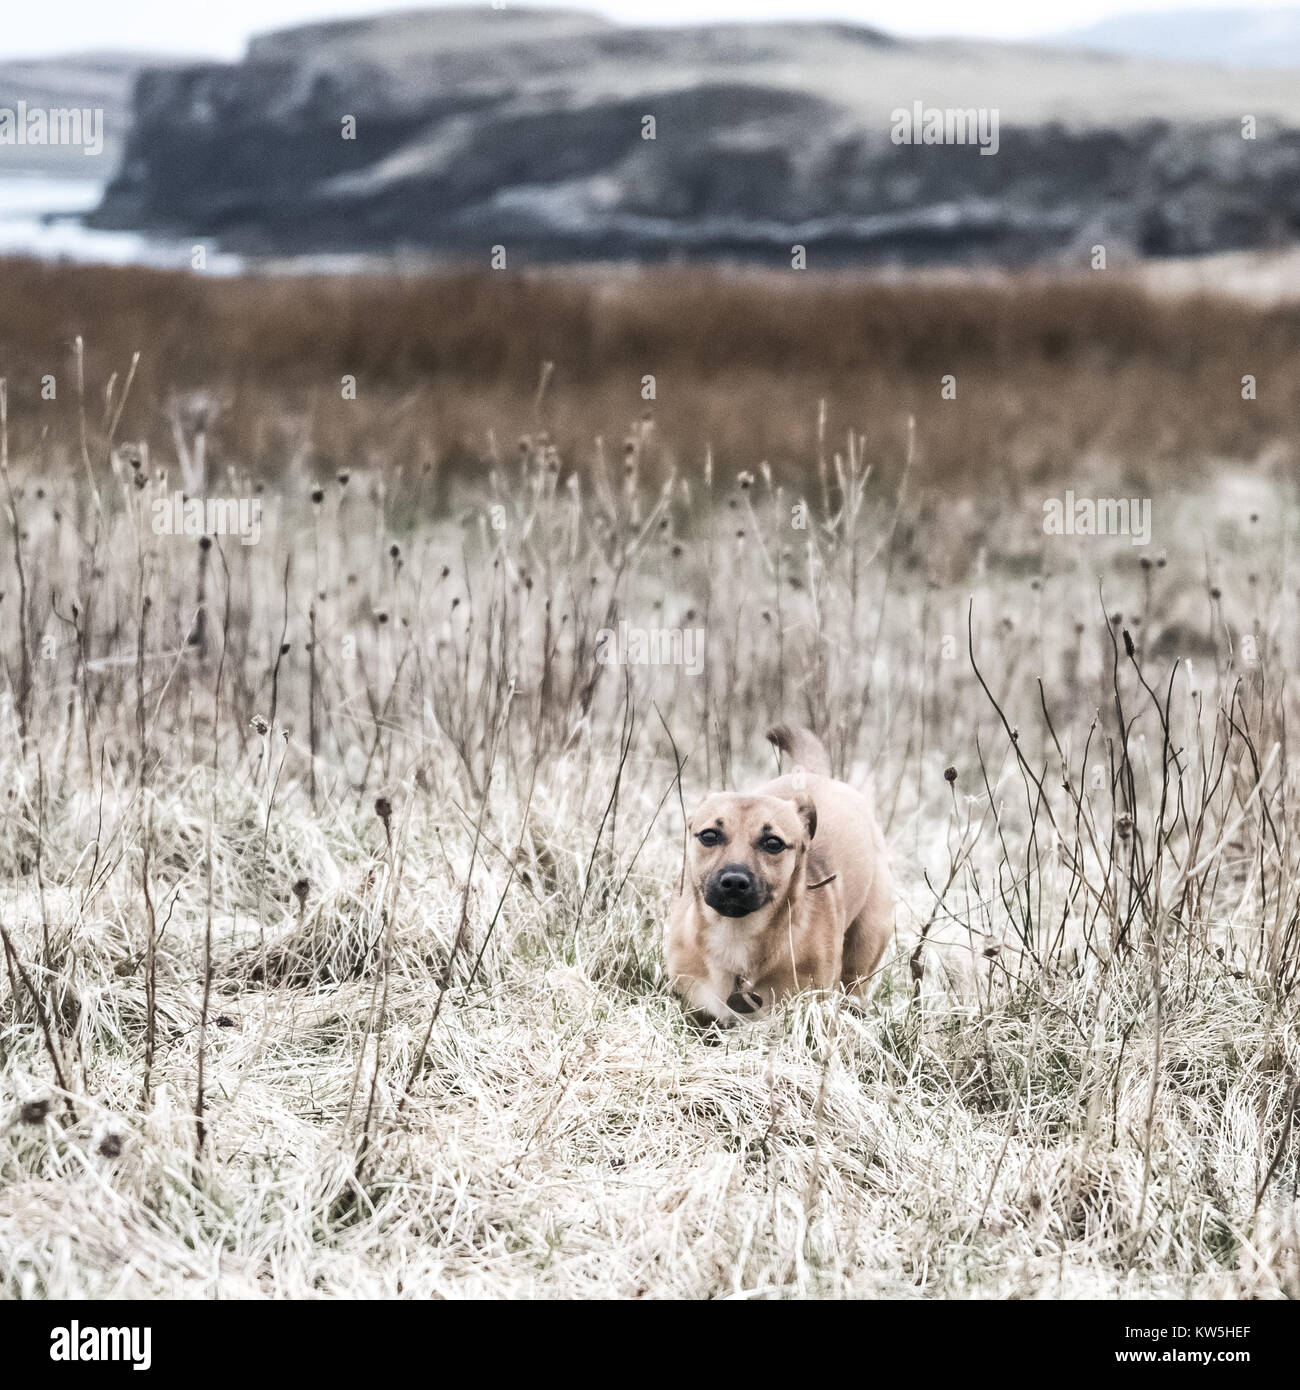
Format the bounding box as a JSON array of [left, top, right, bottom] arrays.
[[686, 792, 817, 921]]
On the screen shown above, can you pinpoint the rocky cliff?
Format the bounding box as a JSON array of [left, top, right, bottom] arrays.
[[89, 7, 1300, 263]]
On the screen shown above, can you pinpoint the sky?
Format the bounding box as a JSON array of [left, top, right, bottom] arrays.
[[0, 0, 1295, 61]]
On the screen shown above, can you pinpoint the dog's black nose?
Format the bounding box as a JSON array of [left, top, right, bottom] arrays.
[[704, 863, 764, 917]]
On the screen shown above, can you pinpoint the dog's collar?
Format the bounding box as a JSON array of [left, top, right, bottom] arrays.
[[807, 873, 837, 890]]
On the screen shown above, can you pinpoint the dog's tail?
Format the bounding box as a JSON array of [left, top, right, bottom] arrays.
[[766, 723, 832, 778]]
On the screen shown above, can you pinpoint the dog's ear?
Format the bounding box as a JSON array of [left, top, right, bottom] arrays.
[[795, 794, 817, 841]]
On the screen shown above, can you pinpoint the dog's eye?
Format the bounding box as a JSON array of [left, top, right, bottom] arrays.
[[696, 828, 723, 847], [759, 836, 787, 855]]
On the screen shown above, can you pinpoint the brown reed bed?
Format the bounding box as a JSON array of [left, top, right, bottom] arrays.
[[1, 257, 1298, 504]]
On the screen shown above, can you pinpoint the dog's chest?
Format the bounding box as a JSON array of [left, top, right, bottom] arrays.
[[705, 921, 764, 978]]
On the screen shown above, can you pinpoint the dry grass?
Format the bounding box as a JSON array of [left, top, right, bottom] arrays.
[[2, 258, 1300, 500], [1, 271, 1299, 1298]]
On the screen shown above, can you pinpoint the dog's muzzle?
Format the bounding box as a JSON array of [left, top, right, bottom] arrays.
[[704, 864, 765, 917]]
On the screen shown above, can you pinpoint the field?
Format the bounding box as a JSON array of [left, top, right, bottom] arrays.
[[1, 259, 1299, 1298]]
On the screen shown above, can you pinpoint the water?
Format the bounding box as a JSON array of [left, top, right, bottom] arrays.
[[0, 174, 446, 275], [0, 174, 245, 271]]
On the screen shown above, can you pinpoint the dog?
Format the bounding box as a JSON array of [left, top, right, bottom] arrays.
[[665, 724, 894, 1025]]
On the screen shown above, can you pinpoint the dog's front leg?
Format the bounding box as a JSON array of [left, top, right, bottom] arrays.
[[673, 967, 768, 1029], [676, 973, 738, 1026]]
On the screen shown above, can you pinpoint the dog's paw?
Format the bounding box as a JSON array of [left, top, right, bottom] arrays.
[[726, 989, 764, 1016]]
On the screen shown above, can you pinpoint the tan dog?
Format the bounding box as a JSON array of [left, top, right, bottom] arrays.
[[665, 724, 894, 1024]]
